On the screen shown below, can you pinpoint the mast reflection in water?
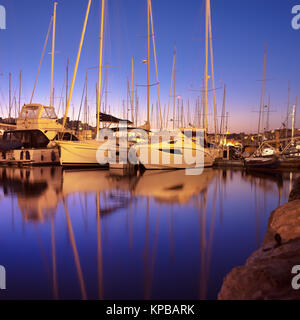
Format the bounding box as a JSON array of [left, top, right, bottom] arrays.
[[0, 167, 298, 300]]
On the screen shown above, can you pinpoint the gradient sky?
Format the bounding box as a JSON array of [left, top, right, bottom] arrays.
[[0, 0, 300, 132]]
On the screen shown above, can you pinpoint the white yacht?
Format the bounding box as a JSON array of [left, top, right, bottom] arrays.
[[133, 129, 219, 170]]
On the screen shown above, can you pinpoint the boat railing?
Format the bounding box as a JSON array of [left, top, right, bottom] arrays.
[[254, 136, 300, 157]]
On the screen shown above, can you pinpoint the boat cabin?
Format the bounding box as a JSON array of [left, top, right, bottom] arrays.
[[0, 104, 78, 152], [17, 104, 64, 140]]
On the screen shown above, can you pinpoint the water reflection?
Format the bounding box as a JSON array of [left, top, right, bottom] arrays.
[[0, 167, 298, 300]]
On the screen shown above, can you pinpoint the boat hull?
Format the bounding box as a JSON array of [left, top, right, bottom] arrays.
[[277, 157, 300, 169], [139, 148, 215, 170], [0, 148, 60, 166], [57, 140, 106, 167], [244, 157, 279, 170]]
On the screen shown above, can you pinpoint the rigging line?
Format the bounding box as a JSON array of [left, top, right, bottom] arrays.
[[0, 86, 8, 116], [63, 0, 92, 131], [30, 16, 54, 104], [77, 80, 106, 131], [57, 75, 66, 117], [149, 0, 163, 129], [77, 81, 87, 130], [166, 49, 176, 128]]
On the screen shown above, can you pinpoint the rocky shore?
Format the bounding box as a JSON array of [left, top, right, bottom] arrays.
[[218, 177, 300, 300]]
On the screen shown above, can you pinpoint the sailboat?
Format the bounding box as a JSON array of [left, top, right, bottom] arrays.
[[55, 0, 115, 168], [134, 0, 219, 170], [278, 104, 300, 168], [134, 129, 217, 170], [56, 0, 155, 168]]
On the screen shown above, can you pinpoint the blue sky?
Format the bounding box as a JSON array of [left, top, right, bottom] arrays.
[[0, 0, 300, 132]]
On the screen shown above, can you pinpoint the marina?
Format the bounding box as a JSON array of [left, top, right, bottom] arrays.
[[0, 0, 300, 303]]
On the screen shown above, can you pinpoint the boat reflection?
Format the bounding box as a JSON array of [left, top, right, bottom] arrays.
[[0, 167, 218, 222], [0, 167, 298, 300]]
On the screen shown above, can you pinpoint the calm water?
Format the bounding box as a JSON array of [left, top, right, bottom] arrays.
[[0, 166, 298, 300]]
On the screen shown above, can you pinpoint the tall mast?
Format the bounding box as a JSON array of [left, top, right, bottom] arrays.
[[266, 95, 270, 132], [18, 70, 22, 114], [14, 97, 17, 120], [62, 0, 92, 130], [177, 98, 180, 129], [66, 57, 69, 115], [220, 84, 226, 137], [131, 57, 134, 124], [181, 100, 184, 128], [147, 0, 150, 126], [122, 100, 125, 119], [149, 0, 162, 129], [97, 0, 105, 135], [84, 71, 88, 129], [292, 98, 297, 143], [173, 44, 177, 130], [295, 96, 298, 128], [225, 112, 229, 141], [195, 96, 199, 127], [8, 72, 11, 118], [96, 83, 98, 124], [135, 90, 139, 126], [127, 77, 129, 121], [204, 0, 209, 138], [187, 99, 190, 127], [286, 81, 290, 138], [50, 1, 57, 107], [207, 0, 217, 141], [201, 79, 205, 128], [156, 101, 159, 129], [258, 43, 267, 137], [104, 66, 108, 114], [151, 103, 154, 125], [166, 46, 175, 128]]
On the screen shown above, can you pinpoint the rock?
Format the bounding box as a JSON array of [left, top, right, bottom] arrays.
[[263, 200, 300, 245], [218, 238, 300, 300], [289, 177, 300, 202], [218, 200, 300, 300]]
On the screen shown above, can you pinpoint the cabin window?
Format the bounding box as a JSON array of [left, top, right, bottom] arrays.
[[1, 152, 6, 160], [159, 148, 183, 155], [54, 132, 78, 141], [19, 106, 39, 119], [20, 151, 24, 160], [41, 107, 57, 119], [4, 131, 22, 142], [26, 151, 30, 160]]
